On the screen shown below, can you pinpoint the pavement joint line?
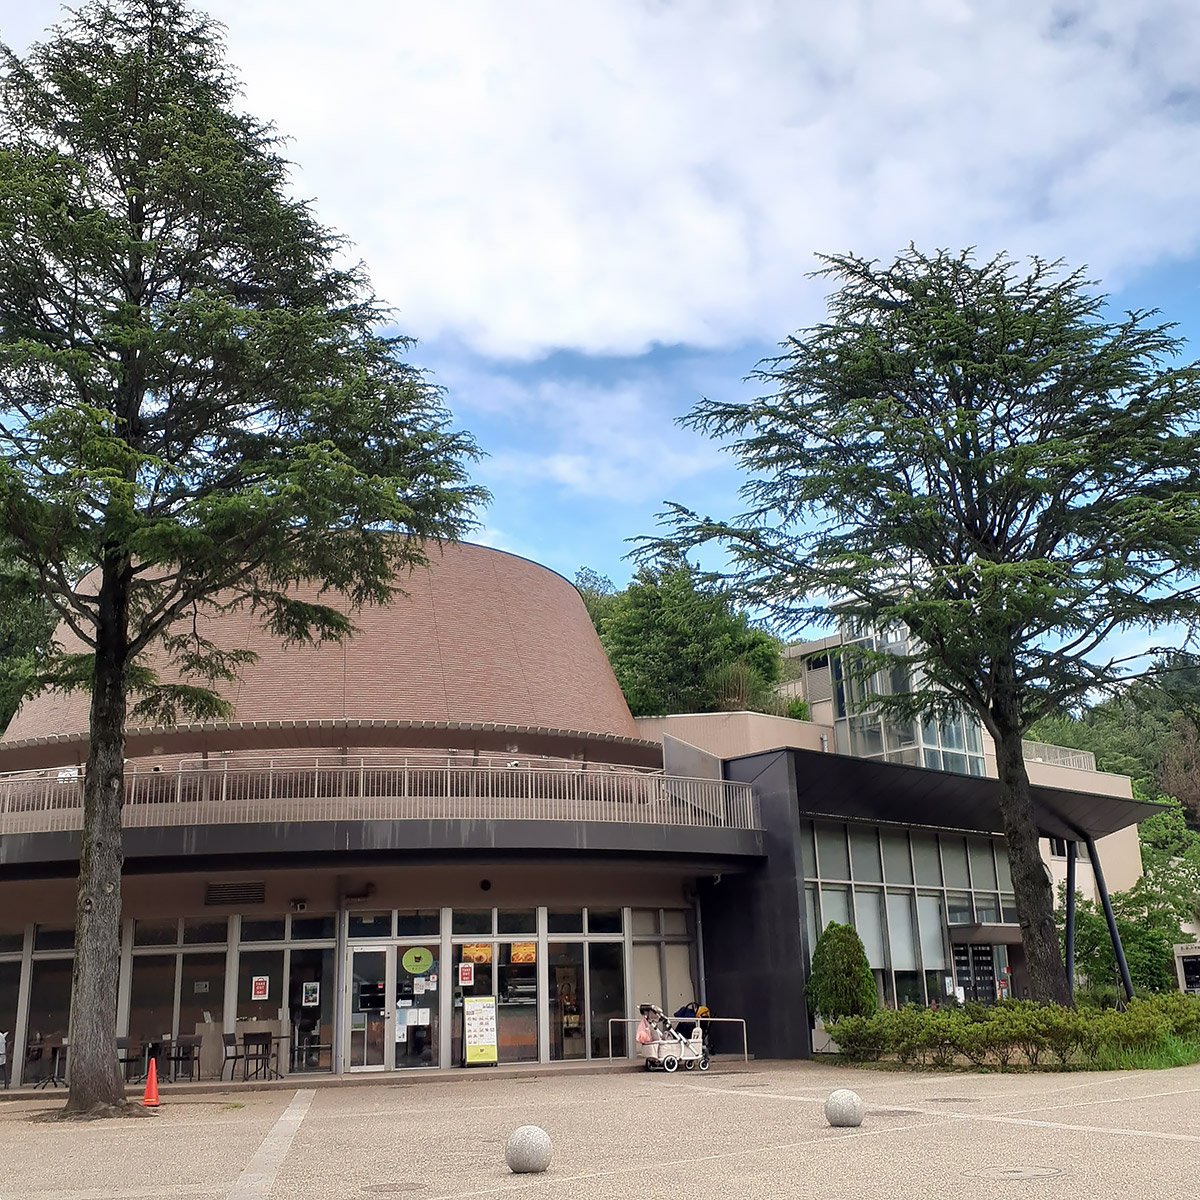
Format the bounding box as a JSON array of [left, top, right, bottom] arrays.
[[995, 1083, 1200, 1117], [226, 1088, 315, 1200], [683, 1081, 1200, 1145], [419, 1118, 947, 1200]]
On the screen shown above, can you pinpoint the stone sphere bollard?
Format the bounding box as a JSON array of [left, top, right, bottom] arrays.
[[505, 1125, 553, 1174], [824, 1089, 864, 1128]]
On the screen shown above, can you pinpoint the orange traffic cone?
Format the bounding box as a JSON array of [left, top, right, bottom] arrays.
[[142, 1056, 160, 1108]]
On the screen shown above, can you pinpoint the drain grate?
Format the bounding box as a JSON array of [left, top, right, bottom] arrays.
[[966, 1166, 1064, 1180]]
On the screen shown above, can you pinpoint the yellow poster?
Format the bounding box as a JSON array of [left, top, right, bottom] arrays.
[[463, 995, 498, 1065]]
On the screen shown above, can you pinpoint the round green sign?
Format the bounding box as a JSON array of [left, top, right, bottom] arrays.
[[402, 946, 434, 975]]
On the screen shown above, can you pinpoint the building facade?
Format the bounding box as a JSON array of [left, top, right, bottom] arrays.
[[0, 545, 1156, 1084]]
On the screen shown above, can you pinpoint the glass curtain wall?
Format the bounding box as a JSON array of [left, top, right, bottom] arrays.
[[805, 820, 1017, 1007]]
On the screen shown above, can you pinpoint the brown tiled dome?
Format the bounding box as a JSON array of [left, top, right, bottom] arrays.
[[2, 542, 639, 746]]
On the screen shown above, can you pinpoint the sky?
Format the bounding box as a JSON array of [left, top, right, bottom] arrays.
[[7, 1, 1200, 636]]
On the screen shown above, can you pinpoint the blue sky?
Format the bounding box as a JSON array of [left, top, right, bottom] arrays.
[[9, 1, 1200, 628]]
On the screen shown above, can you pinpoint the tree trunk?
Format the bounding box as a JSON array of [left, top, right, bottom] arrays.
[[63, 560, 131, 1115], [992, 722, 1072, 1006]]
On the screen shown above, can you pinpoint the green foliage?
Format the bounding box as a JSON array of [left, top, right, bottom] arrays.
[[582, 559, 783, 717], [1058, 875, 1195, 994], [640, 246, 1200, 1004], [0, 553, 56, 733], [807, 921, 878, 1022], [0, 0, 488, 718], [785, 697, 810, 722], [828, 994, 1200, 1071]]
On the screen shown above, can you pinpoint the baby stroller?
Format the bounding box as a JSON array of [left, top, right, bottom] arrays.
[[636, 1003, 710, 1072]]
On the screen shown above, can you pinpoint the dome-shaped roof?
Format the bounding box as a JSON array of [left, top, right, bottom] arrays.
[[3, 542, 639, 747]]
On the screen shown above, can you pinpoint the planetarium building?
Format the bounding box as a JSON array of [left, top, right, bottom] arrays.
[[0, 543, 1157, 1085]]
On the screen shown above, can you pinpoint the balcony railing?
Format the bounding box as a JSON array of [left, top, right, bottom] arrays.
[[0, 760, 761, 837], [1021, 740, 1097, 773]]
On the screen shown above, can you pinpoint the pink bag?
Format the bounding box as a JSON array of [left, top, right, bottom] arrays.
[[635, 1017, 653, 1045]]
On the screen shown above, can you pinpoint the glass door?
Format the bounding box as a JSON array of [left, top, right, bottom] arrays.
[[348, 948, 390, 1070], [394, 944, 439, 1068]]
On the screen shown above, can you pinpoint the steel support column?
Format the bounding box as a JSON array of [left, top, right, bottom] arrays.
[[1084, 835, 1133, 1002], [1064, 841, 1076, 1002]]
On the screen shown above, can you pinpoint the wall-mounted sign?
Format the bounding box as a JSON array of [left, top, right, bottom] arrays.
[[251, 976, 270, 1002], [302, 981, 320, 1007], [463, 995, 498, 1066], [458, 962, 475, 987], [510, 942, 536, 964], [460, 944, 493, 964]]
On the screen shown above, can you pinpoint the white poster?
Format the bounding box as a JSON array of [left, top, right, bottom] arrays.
[[463, 995, 498, 1065]]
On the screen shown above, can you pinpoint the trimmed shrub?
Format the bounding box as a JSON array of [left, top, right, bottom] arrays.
[[808, 922, 877, 1022]]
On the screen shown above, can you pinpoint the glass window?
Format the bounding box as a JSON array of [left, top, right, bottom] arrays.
[[497, 910, 535, 936], [291, 915, 337, 941], [849, 826, 883, 882], [881, 831, 913, 884], [662, 910, 690, 937], [995, 844, 1013, 891], [33, 926, 74, 952], [588, 943, 626, 1057], [853, 889, 886, 968], [916, 893, 948, 969], [451, 944, 494, 1066], [804, 885, 819, 960], [941, 719, 965, 751], [128, 954, 177, 1050], [800, 820, 817, 879], [820, 885, 851, 930], [911, 835, 943, 886], [237, 949, 284, 1019], [974, 894, 1000, 923], [496, 943, 538, 1064], [452, 910, 493, 936], [967, 756, 986, 776], [946, 892, 973, 925], [968, 839, 998, 891], [178, 952, 224, 1041], [885, 891, 918, 971], [815, 822, 850, 879], [895, 971, 923, 1006], [134, 919, 179, 947], [395, 943, 439, 1069], [240, 918, 286, 943], [0, 931, 23, 954], [24, 958, 73, 1083], [549, 942, 587, 1061], [941, 837, 970, 888], [547, 909, 583, 934], [395, 910, 440, 938], [849, 716, 885, 758], [289, 947, 335, 1072], [923, 747, 943, 771], [182, 919, 228, 945], [1001, 894, 1018, 924], [0, 961, 21, 1068], [964, 721, 983, 755], [586, 909, 622, 934], [350, 912, 394, 939], [942, 751, 968, 775]]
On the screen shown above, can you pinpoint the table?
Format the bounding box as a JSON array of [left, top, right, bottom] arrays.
[[31, 1040, 68, 1089]]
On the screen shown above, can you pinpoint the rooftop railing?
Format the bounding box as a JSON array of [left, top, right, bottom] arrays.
[[1021, 740, 1097, 773], [0, 759, 761, 837]]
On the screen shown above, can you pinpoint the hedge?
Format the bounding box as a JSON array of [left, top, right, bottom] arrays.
[[827, 993, 1200, 1071]]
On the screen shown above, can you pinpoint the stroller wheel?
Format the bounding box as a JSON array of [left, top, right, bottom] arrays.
[[684, 1059, 696, 1070], [644, 1059, 655, 1071], [698, 1055, 710, 1071], [662, 1055, 679, 1073]]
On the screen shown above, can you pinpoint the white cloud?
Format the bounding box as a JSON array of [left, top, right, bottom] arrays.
[[13, 1, 1200, 357]]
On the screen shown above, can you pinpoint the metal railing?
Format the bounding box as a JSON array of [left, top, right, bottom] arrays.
[[1021, 740, 1097, 773], [0, 760, 760, 837]]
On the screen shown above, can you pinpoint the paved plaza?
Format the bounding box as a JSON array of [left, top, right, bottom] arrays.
[[1, 1060, 1199, 1199]]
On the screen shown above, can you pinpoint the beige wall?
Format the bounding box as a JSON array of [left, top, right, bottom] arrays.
[[636, 711, 830, 760]]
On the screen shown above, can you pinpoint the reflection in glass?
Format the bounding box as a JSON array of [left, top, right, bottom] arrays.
[[128, 954, 176, 1065], [395, 944, 439, 1068], [497, 943, 538, 1063], [289, 947, 335, 1072], [549, 942, 587, 1060], [349, 949, 387, 1068], [25, 958, 73, 1083]]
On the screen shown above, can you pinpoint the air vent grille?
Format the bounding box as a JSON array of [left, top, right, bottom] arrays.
[[204, 881, 266, 907]]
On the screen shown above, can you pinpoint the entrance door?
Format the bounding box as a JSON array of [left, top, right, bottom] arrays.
[[348, 945, 441, 1072], [348, 948, 389, 1070]]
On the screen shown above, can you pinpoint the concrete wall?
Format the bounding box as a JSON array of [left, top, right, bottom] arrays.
[[636, 712, 830, 760]]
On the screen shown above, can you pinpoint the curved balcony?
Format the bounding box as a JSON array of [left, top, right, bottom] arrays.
[[0, 758, 764, 868]]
